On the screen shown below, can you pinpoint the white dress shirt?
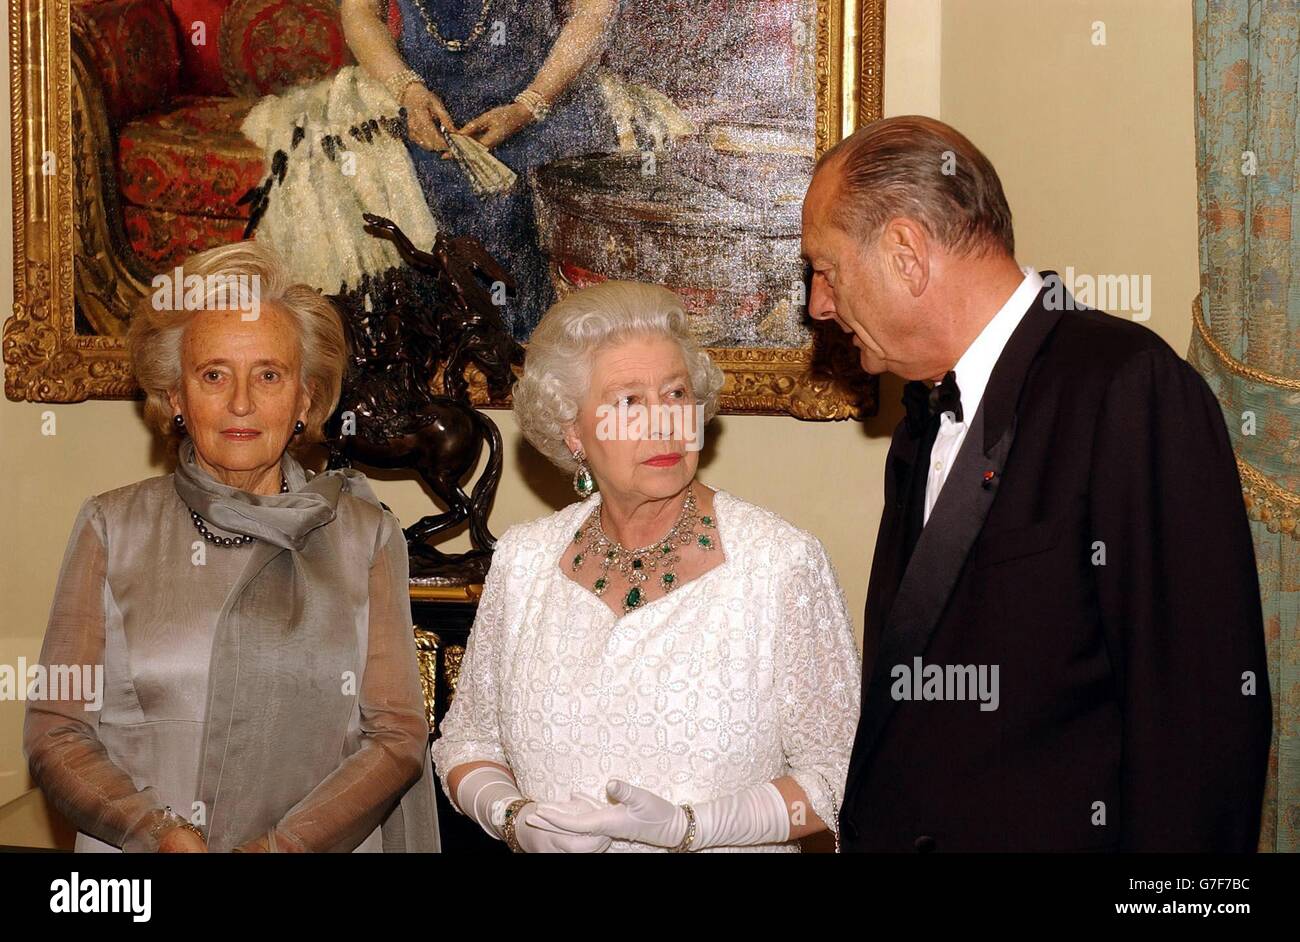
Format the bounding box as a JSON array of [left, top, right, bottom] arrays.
[[923, 267, 1044, 524]]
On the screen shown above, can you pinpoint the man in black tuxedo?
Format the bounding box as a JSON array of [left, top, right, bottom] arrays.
[[802, 115, 1271, 852]]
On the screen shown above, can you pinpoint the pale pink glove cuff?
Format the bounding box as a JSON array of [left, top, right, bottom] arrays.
[[453, 765, 523, 841]]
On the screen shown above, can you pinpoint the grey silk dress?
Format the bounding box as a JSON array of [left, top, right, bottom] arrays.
[[23, 438, 440, 852]]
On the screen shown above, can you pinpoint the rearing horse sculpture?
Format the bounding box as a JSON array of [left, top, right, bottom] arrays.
[[324, 214, 524, 580]]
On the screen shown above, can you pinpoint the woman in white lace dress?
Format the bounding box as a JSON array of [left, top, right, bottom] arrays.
[[430, 281, 861, 852]]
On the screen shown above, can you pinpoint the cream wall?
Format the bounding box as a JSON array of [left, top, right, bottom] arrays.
[[942, 0, 1197, 354], [0, 0, 1198, 843]]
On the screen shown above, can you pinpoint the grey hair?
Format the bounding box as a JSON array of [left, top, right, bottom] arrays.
[[128, 239, 347, 455], [816, 115, 1015, 258], [513, 280, 725, 472]]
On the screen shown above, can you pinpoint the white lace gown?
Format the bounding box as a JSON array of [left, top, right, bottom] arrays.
[[430, 488, 862, 852]]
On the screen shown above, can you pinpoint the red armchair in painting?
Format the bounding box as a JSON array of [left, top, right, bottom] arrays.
[[69, 0, 356, 334]]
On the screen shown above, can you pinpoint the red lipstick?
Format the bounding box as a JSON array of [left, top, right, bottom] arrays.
[[643, 453, 682, 468]]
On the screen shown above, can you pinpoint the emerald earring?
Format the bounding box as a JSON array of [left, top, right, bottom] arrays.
[[572, 452, 595, 497]]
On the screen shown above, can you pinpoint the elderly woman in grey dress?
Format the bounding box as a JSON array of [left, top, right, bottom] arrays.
[[23, 241, 438, 853]]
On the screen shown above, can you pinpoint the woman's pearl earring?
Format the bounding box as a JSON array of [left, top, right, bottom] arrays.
[[173, 414, 186, 431], [572, 450, 595, 498]]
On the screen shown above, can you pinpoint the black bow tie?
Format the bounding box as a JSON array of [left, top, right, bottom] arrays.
[[903, 370, 963, 436]]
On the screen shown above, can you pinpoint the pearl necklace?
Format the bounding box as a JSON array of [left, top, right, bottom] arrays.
[[571, 485, 716, 615], [187, 475, 289, 547]]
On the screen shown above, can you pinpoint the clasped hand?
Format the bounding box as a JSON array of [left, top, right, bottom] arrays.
[[526, 780, 687, 851]]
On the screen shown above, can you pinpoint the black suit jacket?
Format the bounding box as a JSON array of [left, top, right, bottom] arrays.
[[840, 275, 1271, 852]]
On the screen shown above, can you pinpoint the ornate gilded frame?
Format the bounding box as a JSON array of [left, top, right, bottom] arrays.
[[5, 0, 884, 417]]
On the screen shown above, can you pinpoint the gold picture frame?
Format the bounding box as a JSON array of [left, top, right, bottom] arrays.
[[4, 0, 884, 418]]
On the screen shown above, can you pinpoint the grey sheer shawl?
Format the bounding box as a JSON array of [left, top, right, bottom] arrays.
[[24, 438, 440, 852]]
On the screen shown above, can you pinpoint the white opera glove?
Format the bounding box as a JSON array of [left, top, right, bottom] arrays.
[[514, 794, 612, 854], [532, 778, 792, 850], [453, 766, 611, 852]]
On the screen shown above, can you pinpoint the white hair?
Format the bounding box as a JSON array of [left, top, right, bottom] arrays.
[[128, 240, 347, 453], [513, 281, 725, 472]]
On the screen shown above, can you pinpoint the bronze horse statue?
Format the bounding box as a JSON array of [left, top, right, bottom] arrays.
[[324, 214, 524, 579]]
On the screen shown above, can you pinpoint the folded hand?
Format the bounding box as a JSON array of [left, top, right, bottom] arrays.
[[531, 779, 687, 849], [514, 792, 613, 853]]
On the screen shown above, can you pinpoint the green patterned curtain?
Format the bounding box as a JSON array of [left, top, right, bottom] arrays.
[[1190, 0, 1299, 852]]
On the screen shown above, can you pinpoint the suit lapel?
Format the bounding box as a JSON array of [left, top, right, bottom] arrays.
[[848, 277, 1066, 782], [860, 423, 921, 669], [849, 407, 1015, 772]]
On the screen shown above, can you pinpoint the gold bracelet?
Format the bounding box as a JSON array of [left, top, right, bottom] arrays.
[[384, 68, 424, 106], [174, 821, 205, 841], [149, 807, 204, 848], [501, 797, 532, 853], [670, 803, 697, 853]]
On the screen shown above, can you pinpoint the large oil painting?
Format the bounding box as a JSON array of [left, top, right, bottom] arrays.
[[5, 0, 883, 417]]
